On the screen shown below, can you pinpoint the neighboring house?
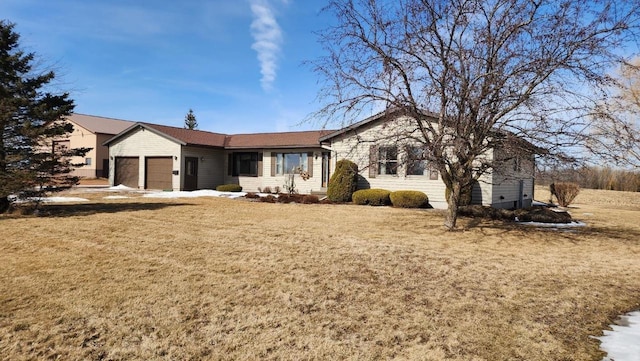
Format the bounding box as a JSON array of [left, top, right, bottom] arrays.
[[54, 114, 135, 178], [103, 111, 535, 209]]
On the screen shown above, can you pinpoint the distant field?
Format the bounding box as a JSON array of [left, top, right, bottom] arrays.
[[1, 187, 639, 360]]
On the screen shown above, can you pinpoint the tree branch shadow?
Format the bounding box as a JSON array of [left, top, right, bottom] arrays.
[[5, 202, 193, 218]]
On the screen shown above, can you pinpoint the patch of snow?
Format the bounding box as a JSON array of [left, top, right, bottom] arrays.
[[142, 189, 247, 199], [20, 196, 90, 203], [515, 220, 586, 228], [109, 184, 137, 190], [103, 195, 130, 199], [11, 195, 89, 203], [596, 311, 640, 361], [256, 193, 279, 198], [532, 200, 552, 207]]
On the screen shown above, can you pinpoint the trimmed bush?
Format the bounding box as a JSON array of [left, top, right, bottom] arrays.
[[550, 182, 580, 207], [390, 190, 429, 208], [352, 189, 391, 206], [327, 159, 358, 202], [216, 184, 243, 192]]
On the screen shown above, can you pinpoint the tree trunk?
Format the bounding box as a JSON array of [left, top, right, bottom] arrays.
[[444, 182, 462, 230], [0, 196, 10, 214]]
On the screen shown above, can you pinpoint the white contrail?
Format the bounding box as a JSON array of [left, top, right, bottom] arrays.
[[250, 0, 283, 91]]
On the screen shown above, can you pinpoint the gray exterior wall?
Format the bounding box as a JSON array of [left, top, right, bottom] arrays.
[[489, 147, 536, 209], [181, 146, 226, 190]]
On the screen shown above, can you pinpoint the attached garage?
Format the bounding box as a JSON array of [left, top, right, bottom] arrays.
[[145, 157, 173, 190], [114, 157, 139, 188]]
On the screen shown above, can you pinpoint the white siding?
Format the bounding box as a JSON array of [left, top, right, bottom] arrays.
[[108, 128, 181, 190], [224, 149, 325, 194], [328, 117, 449, 208]]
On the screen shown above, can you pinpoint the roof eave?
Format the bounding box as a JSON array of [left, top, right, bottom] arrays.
[[225, 144, 322, 150], [102, 123, 188, 146]]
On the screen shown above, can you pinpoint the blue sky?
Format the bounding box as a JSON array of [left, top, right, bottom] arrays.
[[1, 0, 332, 133]]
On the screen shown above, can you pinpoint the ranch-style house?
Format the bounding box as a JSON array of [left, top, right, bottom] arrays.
[[101, 110, 535, 209]]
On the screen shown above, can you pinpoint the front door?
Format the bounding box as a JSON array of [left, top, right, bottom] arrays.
[[321, 152, 331, 188], [184, 157, 198, 191]]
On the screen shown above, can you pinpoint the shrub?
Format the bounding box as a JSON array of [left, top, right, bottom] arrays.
[[302, 195, 320, 204], [514, 207, 572, 223], [390, 190, 429, 208], [273, 186, 281, 194], [550, 182, 580, 207], [459, 205, 513, 220], [459, 205, 573, 223], [262, 186, 272, 194], [245, 192, 260, 199], [216, 184, 243, 192], [327, 159, 358, 202], [352, 189, 391, 206], [259, 195, 277, 203]]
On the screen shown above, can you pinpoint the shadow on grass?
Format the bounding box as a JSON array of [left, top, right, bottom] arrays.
[[4, 201, 193, 219], [576, 225, 640, 244], [463, 216, 640, 244]]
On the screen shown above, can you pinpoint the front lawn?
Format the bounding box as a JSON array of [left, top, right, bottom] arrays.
[[1, 188, 639, 360]]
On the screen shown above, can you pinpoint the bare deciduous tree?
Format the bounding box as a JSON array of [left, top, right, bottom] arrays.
[[311, 0, 640, 229], [589, 59, 640, 168]]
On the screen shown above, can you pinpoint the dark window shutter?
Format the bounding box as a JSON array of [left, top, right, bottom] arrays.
[[369, 145, 378, 178], [271, 153, 276, 176], [227, 153, 233, 176], [258, 152, 263, 177], [307, 152, 313, 177]]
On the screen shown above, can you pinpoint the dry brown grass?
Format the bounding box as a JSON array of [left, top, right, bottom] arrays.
[[1, 187, 639, 360]]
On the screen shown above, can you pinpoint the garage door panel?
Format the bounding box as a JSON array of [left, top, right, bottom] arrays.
[[145, 157, 172, 190], [114, 157, 139, 188]]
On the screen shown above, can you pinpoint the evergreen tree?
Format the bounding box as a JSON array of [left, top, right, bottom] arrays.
[[0, 20, 88, 213], [184, 109, 198, 130]]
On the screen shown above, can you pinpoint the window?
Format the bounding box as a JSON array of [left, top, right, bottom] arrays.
[[406, 147, 426, 176], [231, 152, 259, 176], [513, 156, 522, 172], [275, 152, 308, 175], [85, 157, 92, 166], [378, 146, 398, 175]]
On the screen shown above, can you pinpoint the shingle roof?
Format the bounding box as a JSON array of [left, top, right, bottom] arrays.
[[225, 130, 336, 149], [142, 123, 227, 148], [99, 113, 337, 149], [66, 113, 135, 135]]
